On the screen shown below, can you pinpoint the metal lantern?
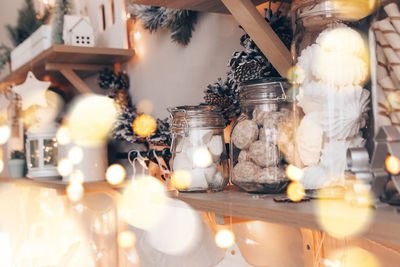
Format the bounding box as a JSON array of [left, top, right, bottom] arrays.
[[26, 123, 59, 180]]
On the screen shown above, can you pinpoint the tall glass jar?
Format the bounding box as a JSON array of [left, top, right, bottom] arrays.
[[291, 0, 373, 189], [169, 105, 228, 192], [230, 78, 290, 193]]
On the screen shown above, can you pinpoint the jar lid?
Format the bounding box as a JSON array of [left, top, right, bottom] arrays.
[[294, 0, 371, 21], [168, 105, 225, 131], [239, 78, 289, 105]]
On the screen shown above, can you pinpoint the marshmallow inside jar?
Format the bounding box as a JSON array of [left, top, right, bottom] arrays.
[[168, 105, 228, 192], [292, 1, 371, 190]]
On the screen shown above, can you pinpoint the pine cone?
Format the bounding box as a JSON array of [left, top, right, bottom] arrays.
[[204, 93, 230, 107], [98, 68, 117, 90]]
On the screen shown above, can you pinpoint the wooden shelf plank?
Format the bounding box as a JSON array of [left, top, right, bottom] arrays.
[[171, 189, 400, 246], [0, 45, 135, 88], [221, 0, 292, 77], [0, 177, 126, 193], [130, 0, 265, 13]]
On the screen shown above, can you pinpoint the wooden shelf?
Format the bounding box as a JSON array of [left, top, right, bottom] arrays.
[[171, 189, 400, 246], [130, 0, 265, 13], [0, 177, 126, 194], [0, 45, 135, 93]]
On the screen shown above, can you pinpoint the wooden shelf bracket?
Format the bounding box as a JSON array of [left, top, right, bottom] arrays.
[[45, 63, 112, 94], [220, 0, 292, 77]]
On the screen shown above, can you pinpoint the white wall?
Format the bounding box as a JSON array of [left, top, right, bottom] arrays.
[[125, 12, 243, 119]]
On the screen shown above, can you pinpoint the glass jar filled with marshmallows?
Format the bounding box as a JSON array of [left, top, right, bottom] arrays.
[[169, 105, 229, 192], [230, 78, 291, 193]]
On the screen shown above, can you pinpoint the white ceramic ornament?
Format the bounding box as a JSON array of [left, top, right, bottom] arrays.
[[12, 71, 50, 110]]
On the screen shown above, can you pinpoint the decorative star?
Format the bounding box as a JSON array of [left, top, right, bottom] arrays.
[[12, 71, 50, 110]]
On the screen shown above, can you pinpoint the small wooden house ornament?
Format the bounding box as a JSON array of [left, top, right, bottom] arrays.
[[62, 15, 95, 47]]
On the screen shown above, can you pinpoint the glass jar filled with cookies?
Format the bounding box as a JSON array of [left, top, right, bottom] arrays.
[[230, 78, 291, 193]]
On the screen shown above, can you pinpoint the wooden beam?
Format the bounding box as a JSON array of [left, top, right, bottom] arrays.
[[220, 0, 292, 77], [60, 69, 93, 94], [45, 63, 112, 71]]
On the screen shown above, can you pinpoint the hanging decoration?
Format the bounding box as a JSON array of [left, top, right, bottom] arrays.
[[97, 68, 171, 145], [12, 71, 50, 110], [127, 4, 198, 46], [203, 2, 292, 121], [51, 0, 72, 44]]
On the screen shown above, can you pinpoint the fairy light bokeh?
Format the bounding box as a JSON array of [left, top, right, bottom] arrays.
[[0, 125, 10, 144], [286, 165, 304, 182], [193, 147, 212, 168], [215, 229, 235, 248], [68, 146, 83, 164], [287, 182, 305, 202], [147, 199, 202, 255], [132, 114, 157, 137], [67, 95, 117, 144], [67, 182, 84, 202], [385, 155, 400, 175], [118, 231, 136, 248], [332, 0, 378, 20], [106, 164, 126, 185], [70, 170, 84, 184], [57, 158, 73, 176], [56, 125, 71, 145], [119, 175, 169, 230], [315, 181, 373, 239], [171, 170, 192, 190], [326, 246, 380, 267]]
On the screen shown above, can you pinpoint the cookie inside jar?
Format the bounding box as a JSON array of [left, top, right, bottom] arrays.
[[230, 78, 291, 193]]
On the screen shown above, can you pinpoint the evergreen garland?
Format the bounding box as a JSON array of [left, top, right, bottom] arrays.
[[204, 2, 292, 121], [98, 68, 171, 145], [6, 0, 50, 47], [0, 0, 50, 70], [127, 4, 198, 46], [52, 0, 72, 44]]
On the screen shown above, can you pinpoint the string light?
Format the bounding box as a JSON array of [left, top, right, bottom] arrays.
[[68, 146, 83, 164], [385, 155, 400, 175], [56, 126, 71, 145], [106, 164, 126, 185], [118, 231, 136, 248], [287, 182, 305, 202], [192, 147, 212, 168], [66, 182, 84, 202], [215, 229, 235, 248], [57, 159, 73, 176], [0, 125, 10, 144]]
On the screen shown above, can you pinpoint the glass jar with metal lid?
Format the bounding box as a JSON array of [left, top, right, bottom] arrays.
[[230, 78, 291, 193], [290, 0, 373, 190], [168, 105, 228, 192]]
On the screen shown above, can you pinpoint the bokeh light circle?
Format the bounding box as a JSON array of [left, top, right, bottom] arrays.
[[287, 182, 305, 202], [171, 170, 192, 190], [385, 155, 400, 175], [106, 164, 126, 185], [57, 158, 73, 176], [0, 125, 10, 144], [118, 231, 136, 248], [192, 147, 212, 168], [215, 229, 235, 248], [133, 114, 157, 137]]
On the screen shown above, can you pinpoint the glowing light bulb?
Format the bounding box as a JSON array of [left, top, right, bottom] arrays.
[[134, 32, 141, 41], [287, 65, 305, 84], [133, 114, 157, 137], [57, 159, 73, 176], [118, 231, 136, 248], [126, 13, 132, 19], [215, 229, 235, 248], [67, 182, 84, 202], [171, 170, 192, 190], [193, 147, 212, 168], [68, 146, 83, 164], [0, 125, 10, 144], [286, 164, 304, 182], [106, 164, 126, 185], [287, 182, 305, 202], [385, 155, 400, 175], [70, 170, 84, 184], [56, 126, 71, 145]]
